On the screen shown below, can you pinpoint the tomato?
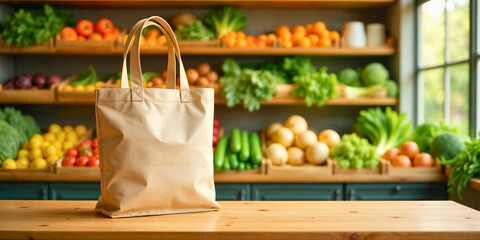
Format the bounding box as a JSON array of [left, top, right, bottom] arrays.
[[212, 135, 219, 147], [79, 149, 93, 158], [75, 156, 89, 167], [76, 20, 94, 37], [400, 141, 419, 159], [82, 139, 92, 147], [77, 142, 91, 152], [66, 148, 78, 158], [213, 117, 221, 129], [92, 138, 98, 149], [61, 27, 78, 41], [95, 18, 114, 36], [213, 127, 219, 137], [92, 148, 98, 156], [87, 156, 100, 167], [62, 156, 76, 167]]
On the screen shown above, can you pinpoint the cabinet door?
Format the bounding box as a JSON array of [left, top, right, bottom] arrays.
[[0, 182, 48, 200], [252, 183, 343, 201], [49, 182, 101, 200], [345, 183, 447, 200], [215, 183, 250, 201]]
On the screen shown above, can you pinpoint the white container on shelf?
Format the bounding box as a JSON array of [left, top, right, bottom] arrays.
[[342, 21, 366, 48], [366, 23, 386, 47]]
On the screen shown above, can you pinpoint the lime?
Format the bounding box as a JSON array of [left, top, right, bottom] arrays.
[[2, 158, 17, 169]]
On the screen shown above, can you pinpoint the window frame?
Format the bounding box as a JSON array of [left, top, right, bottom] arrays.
[[415, 0, 478, 137]]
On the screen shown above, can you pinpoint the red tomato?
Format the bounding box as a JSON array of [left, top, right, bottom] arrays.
[[400, 141, 419, 159], [92, 138, 98, 149], [62, 156, 76, 167], [392, 155, 412, 167], [87, 156, 100, 167], [92, 148, 98, 156], [75, 156, 89, 167], [213, 127, 219, 137], [382, 148, 399, 161], [76, 20, 94, 37], [83, 139, 92, 147], [79, 149, 93, 158], [77, 142, 91, 152], [213, 117, 221, 129], [66, 148, 79, 158], [212, 135, 219, 147], [95, 18, 114, 35]]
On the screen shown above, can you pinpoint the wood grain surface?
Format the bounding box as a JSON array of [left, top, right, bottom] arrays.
[[0, 200, 479, 240]]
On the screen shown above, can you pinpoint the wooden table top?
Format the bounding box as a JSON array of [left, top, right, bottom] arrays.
[[0, 200, 479, 240]]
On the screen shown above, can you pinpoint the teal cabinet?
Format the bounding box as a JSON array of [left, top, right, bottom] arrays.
[[252, 183, 343, 201], [49, 182, 101, 200], [0, 182, 48, 200], [345, 183, 447, 200], [215, 183, 250, 201]]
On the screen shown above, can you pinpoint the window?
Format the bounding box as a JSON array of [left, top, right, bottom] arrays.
[[416, 0, 477, 136]]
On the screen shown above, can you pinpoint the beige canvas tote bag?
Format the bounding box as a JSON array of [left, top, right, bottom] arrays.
[[95, 16, 220, 218]]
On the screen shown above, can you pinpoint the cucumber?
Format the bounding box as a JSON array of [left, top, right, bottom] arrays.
[[239, 131, 250, 162], [229, 153, 239, 170], [223, 153, 231, 171], [230, 128, 241, 153], [214, 136, 229, 170], [245, 162, 252, 170], [238, 162, 245, 172], [250, 132, 262, 164]]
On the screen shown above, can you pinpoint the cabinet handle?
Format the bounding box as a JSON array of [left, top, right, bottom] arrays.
[[40, 189, 46, 196], [238, 191, 246, 201], [394, 185, 402, 193], [349, 190, 355, 200], [334, 189, 341, 201]]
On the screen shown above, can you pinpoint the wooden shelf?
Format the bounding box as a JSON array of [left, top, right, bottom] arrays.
[[0, 170, 446, 183], [0, 46, 396, 56], [469, 179, 480, 191], [3, 0, 397, 9]]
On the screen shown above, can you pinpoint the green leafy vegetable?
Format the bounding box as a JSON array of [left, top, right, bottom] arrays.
[[0, 4, 74, 47], [443, 136, 479, 200], [220, 58, 278, 112], [411, 121, 459, 153], [282, 56, 316, 80], [357, 107, 413, 156], [361, 62, 389, 86], [175, 20, 215, 40], [258, 61, 289, 84], [431, 132, 465, 161], [72, 66, 98, 86], [204, 7, 247, 38], [291, 66, 338, 107], [330, 133, 379, 169]]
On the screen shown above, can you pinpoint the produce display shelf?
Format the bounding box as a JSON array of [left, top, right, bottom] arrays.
[[5, 0, 397, 9], [469, 179, 480, 191], [0, 171, 446, 183], [0, 46, 396, 56]]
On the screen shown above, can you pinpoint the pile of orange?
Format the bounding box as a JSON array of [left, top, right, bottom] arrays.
[[224, 31, 277, 48], [276, 21, 340, 48], [121, 29, 167, 47]]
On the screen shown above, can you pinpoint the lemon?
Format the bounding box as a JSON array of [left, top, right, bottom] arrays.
[[48, 123, 62, 133], [42, 141, 51, 148], [44, 132, 56, 142], [2, 158, 17, 169], [31, 158, 48, 170], [56, 131, 66, 142], [30, 138, 43, 149], [16, 158, 30, 169], [63, 141, 76, 151], [74, 85, 85, 91], [31, 134, 44, 143], [63, 125, 74, 133], [46, 155, 59, 165], [63, 85, 74, 92], [21, 141, 30, 150], [85, 85, 96, 92], [66, 132, 78, 143], [75, 124, 88, 137], [29, 148, 43, 160], [43, 145, 57, 158], [94, 81, 105, 88], [17, 149, 29, 159], [52, 141, 63, 150]]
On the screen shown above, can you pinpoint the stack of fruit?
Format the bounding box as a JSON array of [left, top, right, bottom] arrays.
[[1, 124, 88, 170], [61, 66, 108, 92], [121, 28, 167, 47], [60, 18, 121, 41], [276, 22, 340, 48], [214, 129, 262, 171], [62, 138, 99, 167], [143, 62, 219, 88], [265, 115, 341, 166], [382, 141, 435, 167], [2, 74, 63, 90], [224, 31, 277, 48]]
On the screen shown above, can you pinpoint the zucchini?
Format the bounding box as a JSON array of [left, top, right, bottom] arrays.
[[229, 153, 239, 170], [250, 132, 262, 164], [230, 128, 241, 153], [239, 130, 250, 162], [238, 162, 245, 172], [245, 162, 252, 170], [214, 136, 229, 170], [223, 153, 231, 171]]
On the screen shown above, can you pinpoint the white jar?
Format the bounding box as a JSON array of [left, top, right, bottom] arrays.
[[343, 21, 366, 48], [366, 23, 386, 47]]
